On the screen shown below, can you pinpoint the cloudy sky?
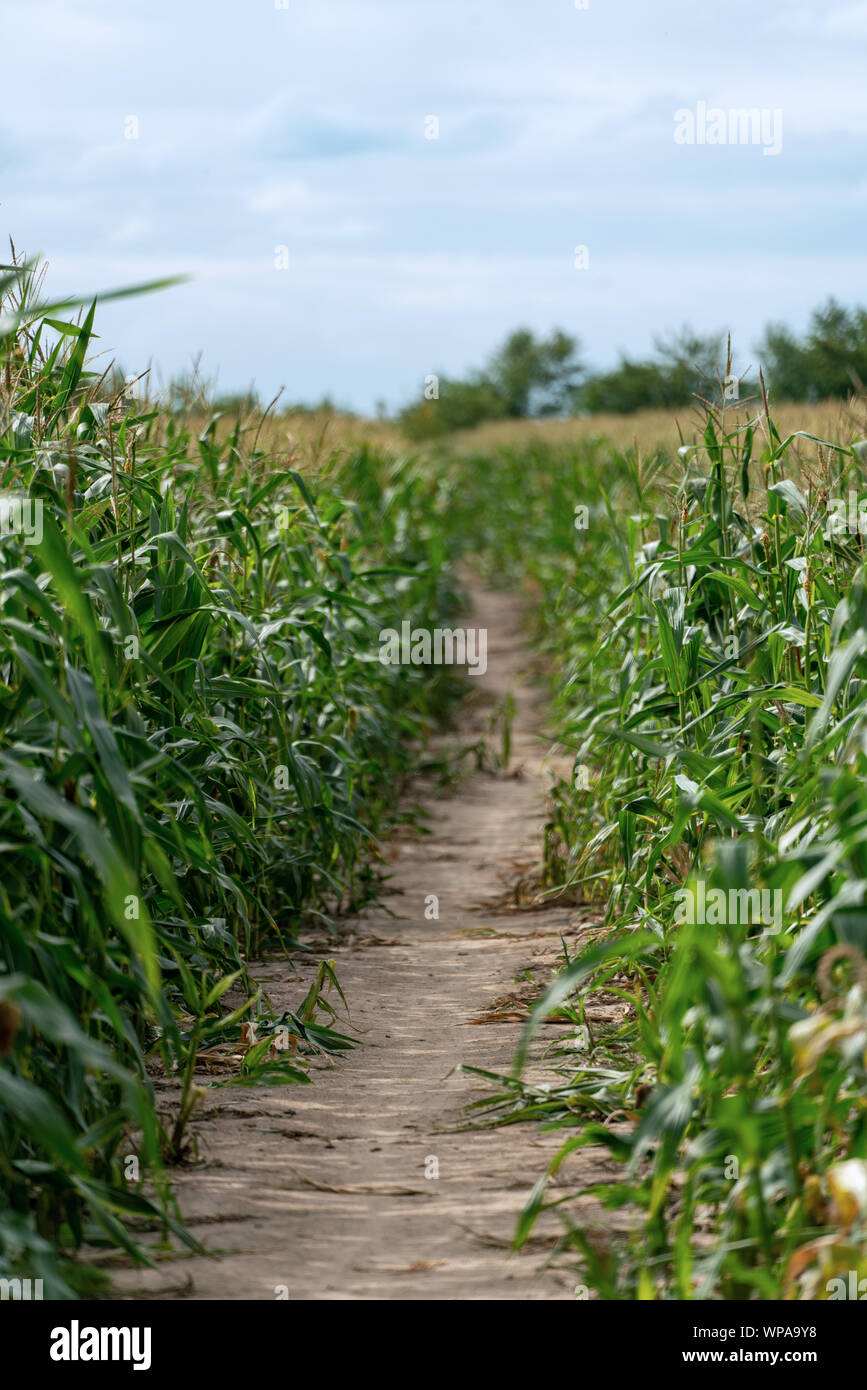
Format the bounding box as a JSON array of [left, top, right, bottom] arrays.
[[2, 0, 867, 411]]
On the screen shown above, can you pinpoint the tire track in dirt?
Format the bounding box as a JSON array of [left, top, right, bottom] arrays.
[[112, 582, 609, 1301]]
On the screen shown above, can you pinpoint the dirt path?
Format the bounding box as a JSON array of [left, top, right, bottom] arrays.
[[113, 582, 604, 1301]]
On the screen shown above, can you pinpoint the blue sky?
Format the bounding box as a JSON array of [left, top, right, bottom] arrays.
[[3, 0, 867, 412]]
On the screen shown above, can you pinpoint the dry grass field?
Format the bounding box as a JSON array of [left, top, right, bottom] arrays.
[[206, 396, 867, 473], [446, 396, 867, 458]]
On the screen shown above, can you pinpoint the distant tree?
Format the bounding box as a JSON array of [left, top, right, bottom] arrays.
[[652, 327, 726, 398], [756, 322, 812, 400], [579, 330, 726, 414], [808, 300, 867, 395], [399, 374, 506, 440], [397, 328, 584, 439], [580, 356, 671, 414], [485, 328, 584, 417], [213, 387, 261, 413], [756, 299, 867, 401], [395, 301, 867, 440]]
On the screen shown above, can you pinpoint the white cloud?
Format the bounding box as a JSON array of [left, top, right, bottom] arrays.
[[247, 179, 318, 215], [827, 4, 867, 37], [110, 216, 152, 246], [2, 0, 866, 407], [767, 1, 867, 39]]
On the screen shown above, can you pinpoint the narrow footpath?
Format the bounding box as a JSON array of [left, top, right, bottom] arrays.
[[114, 582, 608, 1300]]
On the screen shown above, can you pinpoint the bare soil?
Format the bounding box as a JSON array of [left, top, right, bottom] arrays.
[[112, 582, 611, 1301]]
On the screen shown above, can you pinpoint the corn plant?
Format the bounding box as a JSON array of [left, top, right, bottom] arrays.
[[447, 400, 867, 1298], [0, 255, 462, 1294]]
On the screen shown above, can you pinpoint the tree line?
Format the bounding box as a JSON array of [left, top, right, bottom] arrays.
[[397, 299, 867, 439]]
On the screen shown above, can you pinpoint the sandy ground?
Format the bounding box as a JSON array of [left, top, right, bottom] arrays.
[[110, 582, 612, 1301]]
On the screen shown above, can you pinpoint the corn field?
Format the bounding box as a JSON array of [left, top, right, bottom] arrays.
[[450, 408, 867, 1300], [2, 260, 867, 1315], [0, 261, 460, 1296]]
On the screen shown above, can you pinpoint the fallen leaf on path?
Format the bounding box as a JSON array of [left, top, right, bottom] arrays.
[[464, 1011, 528, 1024], [289, 1167, 425, 1196], [454, 1222, 559, 1252]]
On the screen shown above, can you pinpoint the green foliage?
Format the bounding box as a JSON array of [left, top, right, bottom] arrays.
[[0, 256, 461, 1292], [581, 329, 728, 414], [757, 298, 867, 402], [485, 327, 584, 418], [399, 374, 507, 440], [9, 245, 867, 1303], [401, 299, 867, 439], [446, 406, 867, 1298], [398, 328, 584, 439]]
